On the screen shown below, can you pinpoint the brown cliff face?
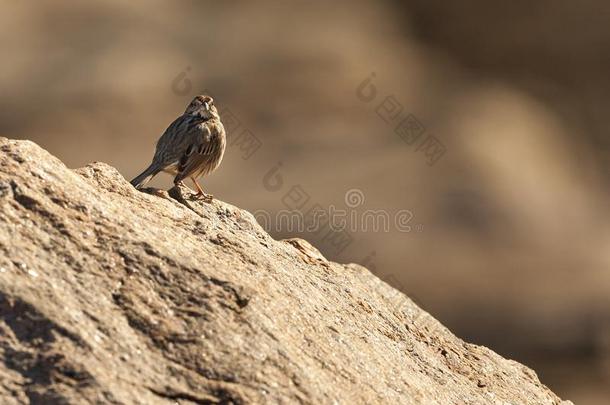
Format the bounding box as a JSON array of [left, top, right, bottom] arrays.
[[0, 138, 571, 404]]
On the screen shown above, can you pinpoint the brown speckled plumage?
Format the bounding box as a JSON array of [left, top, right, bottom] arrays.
[[131, 95, 226, 200]]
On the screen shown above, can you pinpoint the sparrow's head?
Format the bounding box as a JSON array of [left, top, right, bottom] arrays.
[[185, 95, 218, 119]]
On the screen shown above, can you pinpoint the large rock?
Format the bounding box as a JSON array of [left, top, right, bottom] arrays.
[[0, 138, 570, 404]]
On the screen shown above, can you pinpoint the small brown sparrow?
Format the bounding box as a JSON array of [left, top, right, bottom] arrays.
[[131, 95, 226, 201]]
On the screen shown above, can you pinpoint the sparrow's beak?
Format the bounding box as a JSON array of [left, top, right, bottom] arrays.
[[203, 102, 210, 110]]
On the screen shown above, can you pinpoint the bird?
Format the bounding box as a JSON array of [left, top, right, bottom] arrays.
[[130, 95, 226, 201]]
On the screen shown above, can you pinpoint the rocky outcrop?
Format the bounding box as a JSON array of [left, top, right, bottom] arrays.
[[0, 138, 570, 404]]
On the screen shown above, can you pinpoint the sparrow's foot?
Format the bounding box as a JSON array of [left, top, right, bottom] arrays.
[[188, 177, 213, 202], [193, 192, 214, 203]]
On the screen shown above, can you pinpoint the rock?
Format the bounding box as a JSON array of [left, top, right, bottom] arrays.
[[0, 137, 571, 404]]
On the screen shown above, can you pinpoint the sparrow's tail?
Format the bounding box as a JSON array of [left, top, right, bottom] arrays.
[[130, 163, 161, 189]]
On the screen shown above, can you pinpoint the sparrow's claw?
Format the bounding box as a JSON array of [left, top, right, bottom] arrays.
[[193, 192, 214, 203]]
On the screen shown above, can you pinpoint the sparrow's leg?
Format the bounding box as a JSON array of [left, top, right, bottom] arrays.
[[191, 177, 213, 202]]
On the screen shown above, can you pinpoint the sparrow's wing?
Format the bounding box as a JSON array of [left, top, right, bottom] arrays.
[[153, 115, 203, 167], [173, 121, 223, 183]]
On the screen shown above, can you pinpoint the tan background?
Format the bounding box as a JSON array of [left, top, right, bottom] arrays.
[[2, 1, 609, 403]]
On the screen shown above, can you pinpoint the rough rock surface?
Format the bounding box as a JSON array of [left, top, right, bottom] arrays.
[[0, 138, 571, 404]]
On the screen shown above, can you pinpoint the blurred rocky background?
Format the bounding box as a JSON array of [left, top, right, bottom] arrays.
[[1, 1, 608, 403]]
